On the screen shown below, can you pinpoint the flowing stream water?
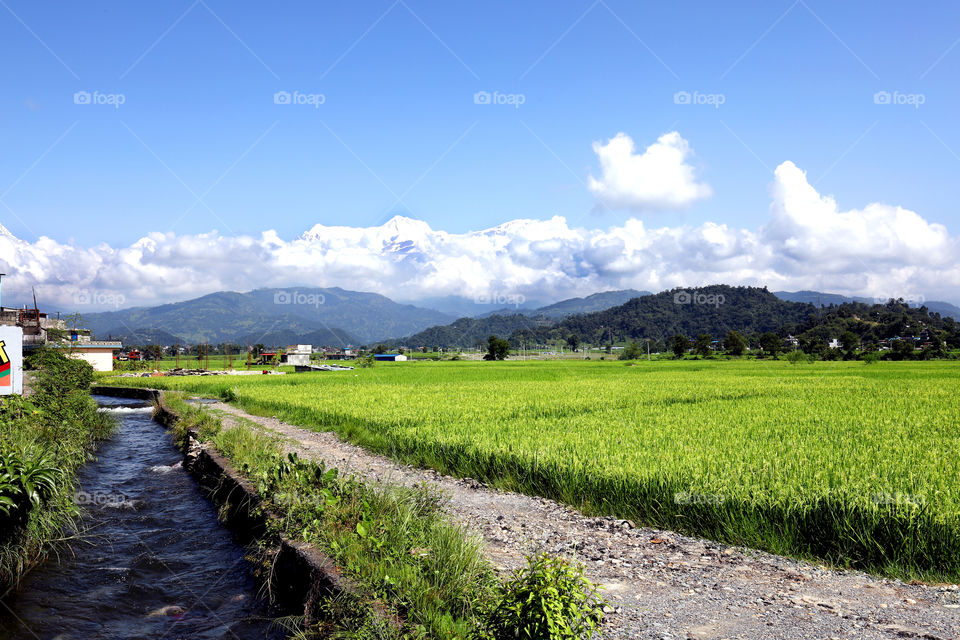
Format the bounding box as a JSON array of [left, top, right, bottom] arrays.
[[0, 395, 284, 639]]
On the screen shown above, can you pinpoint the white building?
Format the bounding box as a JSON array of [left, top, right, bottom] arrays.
[[285, 344, 312, 366], [59, 341, 123, 372]]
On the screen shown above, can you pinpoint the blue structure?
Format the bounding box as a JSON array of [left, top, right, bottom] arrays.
[[373, 354, 408, 361]]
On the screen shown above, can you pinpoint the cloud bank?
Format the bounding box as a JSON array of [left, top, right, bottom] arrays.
[[0, 159, 957, 312]]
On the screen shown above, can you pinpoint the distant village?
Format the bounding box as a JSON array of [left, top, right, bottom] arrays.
[[0, 295, 944, 372], [0, 302, 418, 372]]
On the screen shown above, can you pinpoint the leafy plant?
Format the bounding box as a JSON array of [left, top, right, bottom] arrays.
[[0, 449, 61, 516], [0, 451, 62, 513], [486, 553, 605, 640]]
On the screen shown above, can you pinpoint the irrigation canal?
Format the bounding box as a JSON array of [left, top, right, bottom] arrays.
[[0, 394, 283, 639]]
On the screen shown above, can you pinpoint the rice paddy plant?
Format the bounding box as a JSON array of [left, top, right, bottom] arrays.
[[106, 359, 960, 581]]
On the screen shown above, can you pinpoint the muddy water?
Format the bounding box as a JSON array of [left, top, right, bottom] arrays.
[[0, 395, 283, 639]]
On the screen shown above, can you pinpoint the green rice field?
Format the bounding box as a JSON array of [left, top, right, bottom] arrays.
[[103, 359, 960, 581]]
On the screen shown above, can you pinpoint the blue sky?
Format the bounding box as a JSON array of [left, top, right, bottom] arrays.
[[1, 1, 959, 308], [2, 0, 957, 242]]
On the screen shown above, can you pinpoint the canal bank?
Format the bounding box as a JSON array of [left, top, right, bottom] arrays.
[[91, 386, 511, 638], [88, 385, 368, 628]]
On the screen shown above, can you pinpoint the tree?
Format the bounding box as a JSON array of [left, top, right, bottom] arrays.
[[760, 332, 781, 359], [670, 335, 688, 359], [725, 330, 747, 356], [252, 343, 266, 357], [892, 338, 915, 360], [785, 349, 809, 365], [64, 311, 84, 330], [373, 344, 388, 355], [566, 333, 580, 352], [484, 335, 510, 361], [618, 342, 643, 360], [928, 332, 946, 357], [693, 334, 712, 358], [840, 331, 859, 355]]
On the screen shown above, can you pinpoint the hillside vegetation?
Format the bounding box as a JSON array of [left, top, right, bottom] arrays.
[[401, 286, 960, 354], [83, 287, 454, 344]]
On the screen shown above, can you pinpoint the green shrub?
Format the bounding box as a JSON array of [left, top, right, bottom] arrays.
[[1, 348, 113, 590], [486, 553, 606, 639]]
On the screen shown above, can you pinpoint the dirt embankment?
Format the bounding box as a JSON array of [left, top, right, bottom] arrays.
[[209, 401, 960, 640]]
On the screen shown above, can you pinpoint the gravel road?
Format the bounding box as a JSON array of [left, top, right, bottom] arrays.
[[207, 400, 960, 640]]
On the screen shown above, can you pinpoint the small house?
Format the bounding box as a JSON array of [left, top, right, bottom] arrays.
[[373, 353, 408, 362], [285, 344, 312, 367], [56, 341, 124, 372]]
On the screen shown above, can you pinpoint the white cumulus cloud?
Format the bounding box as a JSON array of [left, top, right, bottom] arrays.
[[588, 132, 713, 211]]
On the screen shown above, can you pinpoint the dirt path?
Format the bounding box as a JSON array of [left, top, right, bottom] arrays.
[[207, 401, 960, 640]]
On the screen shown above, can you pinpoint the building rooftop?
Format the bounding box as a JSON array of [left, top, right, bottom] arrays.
[[51, 341, 123, 348]]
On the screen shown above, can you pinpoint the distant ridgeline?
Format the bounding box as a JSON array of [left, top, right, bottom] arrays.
[[397, 285, 960, 351], [78, 284, 959, 350]]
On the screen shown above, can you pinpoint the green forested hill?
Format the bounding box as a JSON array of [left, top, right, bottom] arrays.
[[83, 287, 454, 344]]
